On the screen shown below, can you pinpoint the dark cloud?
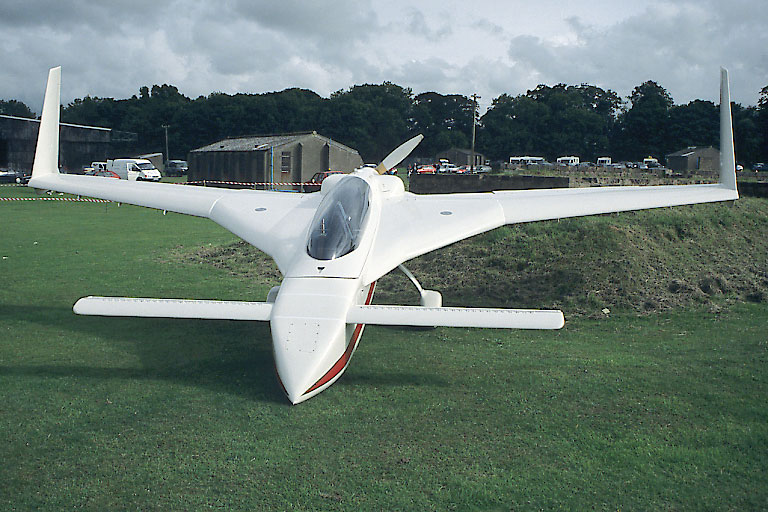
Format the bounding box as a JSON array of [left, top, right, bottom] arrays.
[[402, 9, 453, 41], [3, 0, 164, 29], [0, 0, 765, 114], [233, 0, 379, 43], [506, 0, 768, 104]]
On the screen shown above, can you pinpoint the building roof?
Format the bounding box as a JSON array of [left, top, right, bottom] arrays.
[[438, 147, 485, 157], [191, 131, 358, 154], [666, 146, 718, 158], [0, 114, 111, 131]]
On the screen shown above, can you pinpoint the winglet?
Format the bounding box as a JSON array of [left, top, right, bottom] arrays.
[[31, 66, 61, 180], [719, 67, 737, 192]]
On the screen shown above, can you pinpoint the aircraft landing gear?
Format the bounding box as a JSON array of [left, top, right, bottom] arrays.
[[398, 264, 442, 308]]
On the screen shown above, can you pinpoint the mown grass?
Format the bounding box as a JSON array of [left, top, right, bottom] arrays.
[[1, 184, 766, 510]]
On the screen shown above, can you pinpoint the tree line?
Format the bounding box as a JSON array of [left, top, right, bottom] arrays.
[[3, 79, 767, 166]]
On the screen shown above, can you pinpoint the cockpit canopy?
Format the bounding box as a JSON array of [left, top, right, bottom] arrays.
[[306, 177, 371, 260]]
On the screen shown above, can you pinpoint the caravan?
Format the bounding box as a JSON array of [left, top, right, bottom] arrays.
[[556, 156, 580, 166], [597, 157, 612, 167]]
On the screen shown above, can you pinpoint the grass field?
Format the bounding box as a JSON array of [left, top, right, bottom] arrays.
[[1, 183, 766, 510]]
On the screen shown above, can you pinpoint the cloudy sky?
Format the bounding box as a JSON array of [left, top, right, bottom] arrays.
[[2, 0, 766, 114]]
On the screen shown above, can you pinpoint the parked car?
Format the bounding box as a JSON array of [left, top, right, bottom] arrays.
[[753, 163, 767, 172], [302, 170, 345, 192], [415, 165, 436, 174], [0, 169, 30, 184], [88, 162, 108, 175], [165, 160, 188, 177]]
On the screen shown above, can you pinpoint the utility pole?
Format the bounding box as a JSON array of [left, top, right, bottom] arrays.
[[162, 124, 170, 164], [470, 94, 480, 172]]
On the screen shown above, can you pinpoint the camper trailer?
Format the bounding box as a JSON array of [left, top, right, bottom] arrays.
[[556, 156, 580, 166], [597, 157, 612, 167]]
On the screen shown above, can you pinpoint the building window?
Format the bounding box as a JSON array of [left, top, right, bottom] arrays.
[[281, 152, 291, 173]]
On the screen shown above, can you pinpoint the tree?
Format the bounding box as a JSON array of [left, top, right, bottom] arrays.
[[268, 88, 322, 133], [732, 104, 761, 166], [479, 94, 549, 160], [757, 85, 768, 163], [666, 100, 718, 152], [479, 84, 620, 162], [611, 81, 673, 161], [62, 96, 122, 128], [0, 99, 35, 118], [320, 82, 413, 161], [412, 92, 473, 157], [54, 76, 765, 168]]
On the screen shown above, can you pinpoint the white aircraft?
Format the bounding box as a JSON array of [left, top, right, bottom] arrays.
[[29, 67, 739, 404]]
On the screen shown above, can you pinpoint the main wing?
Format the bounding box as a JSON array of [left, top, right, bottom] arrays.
[[28, 67, 319, 273], [363, 68, 739, 283]]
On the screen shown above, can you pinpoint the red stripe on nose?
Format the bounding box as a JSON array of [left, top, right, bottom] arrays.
[[303, 282, 376, 395]]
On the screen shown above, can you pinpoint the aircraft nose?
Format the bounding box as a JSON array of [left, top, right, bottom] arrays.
[[268, 276, 364, 404], [275, 364, 316, 405], [271, 316, 349, 404]]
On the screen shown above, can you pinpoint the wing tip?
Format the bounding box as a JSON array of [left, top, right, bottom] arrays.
[[719, 67, 737, 191], [31, 66, 62, 181]]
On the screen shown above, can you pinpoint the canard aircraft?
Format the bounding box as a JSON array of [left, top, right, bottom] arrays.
[[29, 67, 739, 404]]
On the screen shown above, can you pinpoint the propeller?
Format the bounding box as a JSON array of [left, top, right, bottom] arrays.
[[375, 134, 424, 175]]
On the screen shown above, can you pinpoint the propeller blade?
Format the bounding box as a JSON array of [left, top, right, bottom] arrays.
[[375, 134, 424, 174]]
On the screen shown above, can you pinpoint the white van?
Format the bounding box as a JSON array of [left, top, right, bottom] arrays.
[[106, 158, 162, 181]]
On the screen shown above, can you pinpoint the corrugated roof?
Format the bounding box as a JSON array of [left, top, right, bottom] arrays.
[[0, 114, 112, 131], [438, 147, 486, 157], [666, 146, 717, 158], [191, 131, 359, 154]]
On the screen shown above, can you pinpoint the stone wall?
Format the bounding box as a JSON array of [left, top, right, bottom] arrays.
[[410, 174, 569, 194], [409, 170, 768, 198], [738, 181, 768, 198]]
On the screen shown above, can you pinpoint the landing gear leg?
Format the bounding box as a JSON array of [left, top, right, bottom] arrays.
[[398, 264, 442, 308]]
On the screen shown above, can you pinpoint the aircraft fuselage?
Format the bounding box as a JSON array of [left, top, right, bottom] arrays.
[[270, 169, 401, 403]]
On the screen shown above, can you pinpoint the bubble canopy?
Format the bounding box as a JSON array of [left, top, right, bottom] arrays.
[[306, 177, 371, 261]]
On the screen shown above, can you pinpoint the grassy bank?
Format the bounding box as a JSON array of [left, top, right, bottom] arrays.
[[183, 196, 768, 317], [1, 185, 766, 510]]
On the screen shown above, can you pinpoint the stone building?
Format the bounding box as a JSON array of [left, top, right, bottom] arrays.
[[436, 147, 487, 167], [0, 114, 110, 173], [188, 132, 363, 187], [666, 146, 720, 175]]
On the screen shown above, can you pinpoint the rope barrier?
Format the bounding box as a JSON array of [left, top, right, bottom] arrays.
[[185, 180, 313, 187], [1, 180, 320, 204], [0, 197, 111, 202], [2, 180, 319, 187]]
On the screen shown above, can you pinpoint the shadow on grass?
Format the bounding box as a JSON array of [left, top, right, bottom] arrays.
[[1, 304, 287, 404], [2, 304, 453, 402]]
